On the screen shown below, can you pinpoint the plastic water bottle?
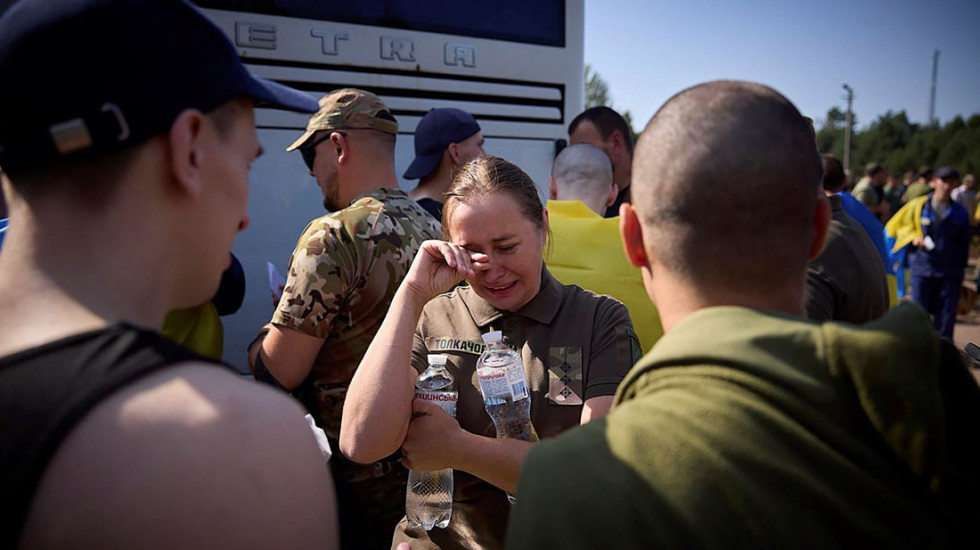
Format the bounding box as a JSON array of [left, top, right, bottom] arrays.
[[405, 354, 457, 530], [476, 331, 539, 443]]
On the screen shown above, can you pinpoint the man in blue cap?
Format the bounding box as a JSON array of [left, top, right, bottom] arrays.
[[0, 1, 337, 548], [405, 108, 484, 221]]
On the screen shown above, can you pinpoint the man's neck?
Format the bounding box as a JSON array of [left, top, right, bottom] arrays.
[[652, 271, 805, 333], [553, 194, 605, 216], [339, 167, 400, 207], [0, 207, 172, 357], [410, 168, 453, 203], [613, 155, 632, 191]]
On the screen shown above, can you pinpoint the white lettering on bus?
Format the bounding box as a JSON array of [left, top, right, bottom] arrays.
[[234, 21, 276, 50], [380, 36, 415, 62], [444, 43, 476, 67], [311, 29, 348, 56]]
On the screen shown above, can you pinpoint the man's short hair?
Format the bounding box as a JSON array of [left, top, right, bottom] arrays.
[[632, 81, 821, 294], [568, 106, 634, 154], [822, 154, 846, 193], [8, 99, 250, 208], [552, 143, 613, 196], [865, 162, 885, 177]]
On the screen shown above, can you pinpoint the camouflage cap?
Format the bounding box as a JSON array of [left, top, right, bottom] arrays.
[[286, 88, 398, 152]]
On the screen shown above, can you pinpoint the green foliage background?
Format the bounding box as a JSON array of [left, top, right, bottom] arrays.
[[817, 108, 980, 177]]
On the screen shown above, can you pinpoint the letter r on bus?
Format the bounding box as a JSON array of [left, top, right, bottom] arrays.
[[445, 44, 476, 67], [381, 36, 415, 62]]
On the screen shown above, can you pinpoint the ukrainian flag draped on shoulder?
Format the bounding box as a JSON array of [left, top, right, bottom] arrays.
[[162, 302, 224, 360], [885, 195, 927, 254], [545, 200, 662, 352]]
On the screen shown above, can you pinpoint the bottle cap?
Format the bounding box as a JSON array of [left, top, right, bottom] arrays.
[[481, 331, 502, 343], [427, 354, 448, 366]]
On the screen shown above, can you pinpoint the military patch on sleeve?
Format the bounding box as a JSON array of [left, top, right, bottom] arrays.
[[426, 337, 486, 355], [546, 346, 583, 405], [627, 327, 643, 364]]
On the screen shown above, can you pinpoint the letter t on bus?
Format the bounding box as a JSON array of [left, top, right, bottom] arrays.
[[311, 29, 348, 56]]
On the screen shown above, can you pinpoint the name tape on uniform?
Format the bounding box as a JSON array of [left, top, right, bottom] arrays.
[[426, 337, 486, 355]]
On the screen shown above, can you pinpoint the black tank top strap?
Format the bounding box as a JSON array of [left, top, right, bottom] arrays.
[[0, 323, 230, 548]]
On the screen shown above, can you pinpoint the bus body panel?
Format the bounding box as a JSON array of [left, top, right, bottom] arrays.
[[197, 2, 584, 370]]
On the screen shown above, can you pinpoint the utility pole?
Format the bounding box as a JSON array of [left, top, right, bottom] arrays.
[[929, 49, 940, 125], [842, 83, 853, 173]]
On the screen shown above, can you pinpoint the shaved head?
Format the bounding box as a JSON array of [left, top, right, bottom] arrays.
[[551, 144, 614, 214], [632, 80, 821, 293]]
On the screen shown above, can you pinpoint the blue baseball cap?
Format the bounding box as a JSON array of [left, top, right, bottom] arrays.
[[404, 108, 481, 180], [0, 0, 319, 173], [935, 166, 960, 180]]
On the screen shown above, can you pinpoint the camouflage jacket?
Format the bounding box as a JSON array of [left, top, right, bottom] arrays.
[[273, 187, 441, 440]]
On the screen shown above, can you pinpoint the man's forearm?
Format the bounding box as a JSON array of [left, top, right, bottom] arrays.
[[452, 431, 534, 495]]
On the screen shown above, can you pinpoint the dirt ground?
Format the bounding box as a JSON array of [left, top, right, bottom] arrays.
[[951, 238, 980, 385]]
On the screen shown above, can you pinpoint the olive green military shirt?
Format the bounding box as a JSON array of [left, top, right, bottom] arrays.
[[903, 181, 932, 203], [392, 267, 642, 550], [852, 178, 881, 208], [507, 304, 980, 549], [805, 194, 890, 323], [273, 187, 441, 440]]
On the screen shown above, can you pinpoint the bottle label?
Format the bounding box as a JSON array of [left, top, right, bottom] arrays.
[[416, 389, 457, 417], [478, 364, 528, 404], [505, 364, 529, 401]]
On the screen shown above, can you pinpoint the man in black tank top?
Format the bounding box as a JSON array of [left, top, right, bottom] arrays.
[[0, 1, 339, 548]]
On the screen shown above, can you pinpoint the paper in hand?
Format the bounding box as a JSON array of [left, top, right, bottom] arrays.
[[267, 261, 286, 306]]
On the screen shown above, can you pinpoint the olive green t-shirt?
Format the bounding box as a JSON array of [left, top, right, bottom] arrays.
[[392, 267, 641, 550], [507, 304, 980, 549]]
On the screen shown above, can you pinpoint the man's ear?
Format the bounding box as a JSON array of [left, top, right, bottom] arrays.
[[548, 176, 558, 200], [447, 142, 462, 166], [620, 203, 649, 268], [605, 182, 620, 207], [332, 132, 349, 165], [809, 194, 832, 260], [609, 130, 626, 155], [168, 108, 209, 198]]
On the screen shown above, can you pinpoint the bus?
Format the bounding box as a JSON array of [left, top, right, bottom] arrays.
[[194, 1, 585, 370]]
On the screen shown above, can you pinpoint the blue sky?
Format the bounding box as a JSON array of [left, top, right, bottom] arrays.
[[584, 0, 980, 131]]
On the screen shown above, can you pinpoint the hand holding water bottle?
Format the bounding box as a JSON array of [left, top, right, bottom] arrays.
[[401, 399, 464, 472], [405, 354, 458, 531]]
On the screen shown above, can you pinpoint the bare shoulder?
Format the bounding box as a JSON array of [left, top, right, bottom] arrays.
[[19, 362, 337, 550]]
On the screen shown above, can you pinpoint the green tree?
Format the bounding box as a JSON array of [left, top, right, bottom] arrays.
[[622, 109, 640, 144], [582, 64, 638, 140], [584, 63, 609, 108]]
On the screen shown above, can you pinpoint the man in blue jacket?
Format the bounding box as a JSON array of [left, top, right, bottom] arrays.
[[907, 166, 970, 339]]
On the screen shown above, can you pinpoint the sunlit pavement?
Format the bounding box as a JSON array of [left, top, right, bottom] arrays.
[[953, 255, 980, 386]]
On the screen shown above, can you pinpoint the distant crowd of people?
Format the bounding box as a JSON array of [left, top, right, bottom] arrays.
[[840, 160, 976, 339], [1, 1, 978, 550]]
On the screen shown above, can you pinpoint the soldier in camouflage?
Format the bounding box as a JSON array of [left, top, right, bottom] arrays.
[[248, 89, 441, 550]]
